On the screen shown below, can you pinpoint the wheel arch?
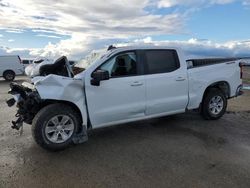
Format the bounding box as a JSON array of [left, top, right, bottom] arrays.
[[202, 81, 230, 102], [41, 99, 88, 129]]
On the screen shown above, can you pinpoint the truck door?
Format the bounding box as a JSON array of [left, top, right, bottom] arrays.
[[143, 50, 189, 116], [85, 51, 146, 128]]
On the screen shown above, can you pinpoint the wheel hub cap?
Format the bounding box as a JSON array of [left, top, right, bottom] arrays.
[[44, 115, 74, 144], [209, 96, 224, 115], [56, 125, 63, 130], [6, 74, 13, 79]]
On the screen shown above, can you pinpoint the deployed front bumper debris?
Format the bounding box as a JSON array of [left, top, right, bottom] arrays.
[[6, 82, 42, 130]]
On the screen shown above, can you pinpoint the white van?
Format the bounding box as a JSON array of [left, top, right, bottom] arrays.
[[0, 55, 24, 81]]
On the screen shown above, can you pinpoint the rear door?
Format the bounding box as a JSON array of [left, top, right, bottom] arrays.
[[143, 49, 189, 116]]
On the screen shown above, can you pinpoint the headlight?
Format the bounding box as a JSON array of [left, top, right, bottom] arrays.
[[22, 82, 35, 90]]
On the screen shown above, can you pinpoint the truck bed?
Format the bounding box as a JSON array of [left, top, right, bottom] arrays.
[[187, 59, 242, 110], [187, 58, 241, 68]]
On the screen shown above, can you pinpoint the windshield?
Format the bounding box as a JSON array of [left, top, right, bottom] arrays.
[[75, 51, 106, 69]]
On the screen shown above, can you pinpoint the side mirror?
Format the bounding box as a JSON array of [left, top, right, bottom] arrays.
[[91, 70, 110, 86]]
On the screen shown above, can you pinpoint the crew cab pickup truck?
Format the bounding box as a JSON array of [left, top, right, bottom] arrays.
[[6, 46, 243, 151]]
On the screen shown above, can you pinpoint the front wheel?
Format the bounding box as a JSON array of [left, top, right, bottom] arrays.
[[32, 104, 80, 151], [201, 88, 227, 120]]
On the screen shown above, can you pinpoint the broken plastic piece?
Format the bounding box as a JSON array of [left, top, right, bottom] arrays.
[[6, 98, 15, 107], [72, 126, 88, 144], [20, 124, 24, 136], [11, 117, 24, 130]]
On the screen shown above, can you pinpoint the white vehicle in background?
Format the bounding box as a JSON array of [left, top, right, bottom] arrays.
[[7, 46, 243, 151], [240, 58, 250, 66], [21, 59, 33, 68], [0, 55, 24, 81], [25, 57, 54, 78]]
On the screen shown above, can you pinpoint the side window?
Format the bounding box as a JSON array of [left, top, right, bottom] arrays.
[[100, 52, 137, 77], [145, 50, 180, 74], [22, 60, 29, 64]]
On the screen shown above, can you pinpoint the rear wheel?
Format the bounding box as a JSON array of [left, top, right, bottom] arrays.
[[32, 103, 80, 151], [201, 88, 227, 120], [3, 70, 15, 81]]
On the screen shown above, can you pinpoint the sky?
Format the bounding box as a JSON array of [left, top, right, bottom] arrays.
[[0, 0, 250, 60]]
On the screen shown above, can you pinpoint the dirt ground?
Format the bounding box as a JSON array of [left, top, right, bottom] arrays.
[[0, 69, 250, 188]]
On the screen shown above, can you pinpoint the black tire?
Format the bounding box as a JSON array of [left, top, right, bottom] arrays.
[[32, 103, 80, 151], [201, 88, 227, 120], [3, 70, 15, 81]]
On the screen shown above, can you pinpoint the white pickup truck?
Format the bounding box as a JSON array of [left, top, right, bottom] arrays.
[[7, 46, 243, 151]]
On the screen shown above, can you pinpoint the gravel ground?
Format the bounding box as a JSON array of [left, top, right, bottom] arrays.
[[0, 72, 250, 188]]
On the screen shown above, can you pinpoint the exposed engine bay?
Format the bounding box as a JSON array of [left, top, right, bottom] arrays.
[[39, 56, 73, 77], [25, 56, 85, 78]]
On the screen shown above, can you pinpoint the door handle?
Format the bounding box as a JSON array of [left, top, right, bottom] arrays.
[[176, 77, 186, 81], [131, 81, 143, 86]]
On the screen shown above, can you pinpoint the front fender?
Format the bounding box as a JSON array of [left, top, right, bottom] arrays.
[[33, 75, 88, 127]]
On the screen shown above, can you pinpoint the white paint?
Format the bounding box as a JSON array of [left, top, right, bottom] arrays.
[[33, 46, 243, 130], [187, 60, 242, 109]]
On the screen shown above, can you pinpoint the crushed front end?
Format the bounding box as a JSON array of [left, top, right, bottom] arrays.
[[6, 82, 42, 130]]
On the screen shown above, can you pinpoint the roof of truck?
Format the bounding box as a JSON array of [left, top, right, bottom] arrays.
[[109, 45, 180, 51], [105, 45, 181, 58]]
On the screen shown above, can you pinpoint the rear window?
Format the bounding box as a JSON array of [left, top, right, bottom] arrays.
[[145, 50, 180, 74]]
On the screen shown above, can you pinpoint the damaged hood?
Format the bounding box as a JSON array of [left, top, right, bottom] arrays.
[[32, 71, 86, 86]]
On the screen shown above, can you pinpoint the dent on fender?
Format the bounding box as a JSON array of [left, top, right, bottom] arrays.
[[34, 74, 88, 127]]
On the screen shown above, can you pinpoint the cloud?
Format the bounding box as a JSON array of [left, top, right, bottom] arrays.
[[0, 46, 32, 58], [8, 39, 14, 42], [0, 0, 249, 60], [36, 34, 61, 39], [243, 0, 250, 5], [151, 38, 250, 57], [157, 0, 235, 8], [1, 0, 243, 46], [1, 37, 250, 61], [5, 28, 24, 33], [29, 33, 95, 59], [32, 29, 70, 36], [0, 0, 184, 38]]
